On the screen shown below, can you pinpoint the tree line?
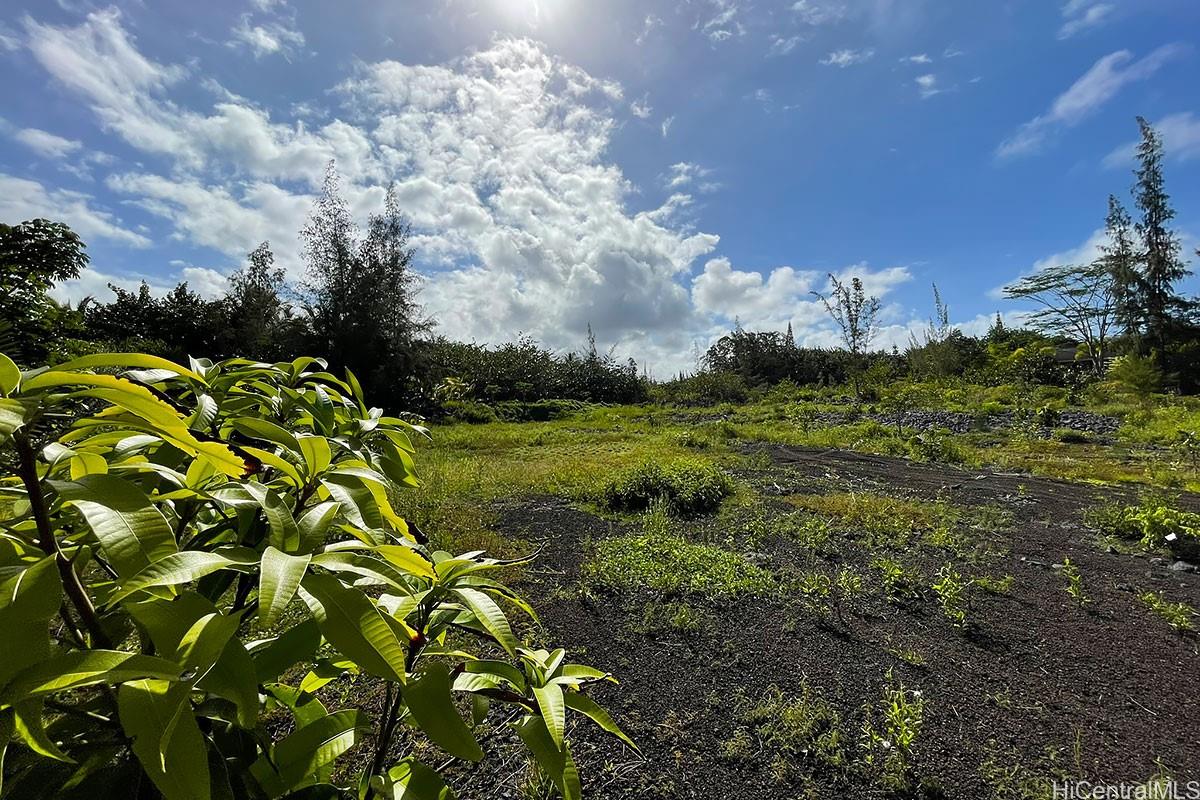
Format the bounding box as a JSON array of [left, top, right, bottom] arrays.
[[2, 118, 1196, 411], [1, 164, 644, 413]]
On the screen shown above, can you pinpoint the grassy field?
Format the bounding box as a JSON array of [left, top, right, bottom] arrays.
[[382, 389, 1200, 797]]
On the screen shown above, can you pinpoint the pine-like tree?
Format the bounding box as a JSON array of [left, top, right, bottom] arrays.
[[1099, 194, 1141, 344], [1132, 116, 1191, 352]]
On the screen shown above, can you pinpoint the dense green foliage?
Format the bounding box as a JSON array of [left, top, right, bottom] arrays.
[[0, 352, 632, 799], [601, 459, 734, 516]]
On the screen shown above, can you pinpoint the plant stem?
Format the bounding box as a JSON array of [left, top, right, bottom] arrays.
[[14, 433, 112, 649]]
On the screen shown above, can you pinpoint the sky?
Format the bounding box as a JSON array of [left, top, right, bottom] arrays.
[[2, 0, 1199, 376]]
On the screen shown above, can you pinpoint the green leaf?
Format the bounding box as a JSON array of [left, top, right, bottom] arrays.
[[52, 475, 177, 578], [264, 683, 328, 729], [460, 660, 527, 693], [298, 436, 332, 479], [532, 683, 566, 751], [374, 758, 456, 800], [12, 699, 74, 762], [309, 552, 415, 593], [259, 547, 310, 629], [0, 354, 19, 396], [1, 651, 181, 705], [174, 612, 240, 673], [452, 587, 517, 656], [118, 679, 210, 800], [106, 550, 255, 605], [297, 501, 341, 553], [562, 691, 638, 752], [250, 618, 322, 684], [514, 715, 580, 800], [0, 398, 26, 436], [404, 662, 482, 762], [51, 353, 204, 383], [231, 417, 301, 455], [242, 483, 300, 552], [198, 637, 258, 729], [374, 545, 436, 580], [254, 709, 368, 796], [298, 574, 408, 682], [0, 557, 62, 689]]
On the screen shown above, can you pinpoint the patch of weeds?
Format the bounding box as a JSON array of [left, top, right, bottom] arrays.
[[635, 600, 712, 637], [1060, 558, 1091, 607], [859, 672, 927, 794], [1085, 495, 1200, 560], [905, 430, 968, 464], [793, 568, 863, 628], [975, 574, 1015, 595], [882, 638, 926, 667], [979, 740, 1072, 800], [1139, 591, 1197, 634], [783, 513, 835, 554], [603, 457, 735, 515], [932, 563, 971, 628], [584, 506, 774, 599], [1052, 428, 1092, 444], [785, 491, 951, 549], [728, 683, 847, 781], [719, 727, 755, 762], [872, 556, 923, 604]]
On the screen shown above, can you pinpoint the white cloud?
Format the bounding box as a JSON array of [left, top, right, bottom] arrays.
[[635, 14, 661, 46], [1058, 1, 1115, 40], [820, 48, 874, 67], [987, 227, 1107, 299], [663, 162, 719, 193], [12, 127, 82, 158], [691, 258, 913, 348], [915, 73, 941, 99], [661, 115, 675, 138], [792, 0, 849, 26], [749, 88, 773, 109], [1102, 112, 1200, 168], [768, 35, 802, 56], [0, 172, 150, 247], [228, 14, 305, 60], [630, 94, 653, 119], [996, 45, 1187, 159], [699, 0, 744, 43], [902, 53, 932, 64]]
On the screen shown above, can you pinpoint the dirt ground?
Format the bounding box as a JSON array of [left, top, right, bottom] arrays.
[[438, 446, 1200, 799]]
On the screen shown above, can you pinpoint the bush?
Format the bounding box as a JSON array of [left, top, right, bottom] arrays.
[[653, 371, 749, 406], [0, 352, 632, 799], [1086, 495, 1200, 560], [602, 458, 735, 515], [441, 398, 500, 423]]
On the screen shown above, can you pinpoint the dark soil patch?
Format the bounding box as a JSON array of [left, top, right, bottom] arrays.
[[442, 446, 1200, 799]]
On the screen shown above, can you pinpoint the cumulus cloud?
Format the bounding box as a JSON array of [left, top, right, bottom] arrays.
[[630, 94, 653, 119], [662, 162, 719, 193], [0, 173, 150, 247], [1058, 0, 1115, 40], [1102, 112, 1200, 168], [820, 48, 874, 67], [690, 258, 912, 346], [996, 45, 1187, 159]]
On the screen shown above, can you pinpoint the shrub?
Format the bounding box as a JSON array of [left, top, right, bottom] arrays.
[[602, 458, 735, 515], [0, 352, 632, 799], [442, 398, 499, 423], [584, 533, 773, 599], [653, 371, 749, 406], [1086, 496, 1200, 559]]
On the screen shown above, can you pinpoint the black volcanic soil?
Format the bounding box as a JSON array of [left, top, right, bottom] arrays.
[[440, 447, 1200, 799]]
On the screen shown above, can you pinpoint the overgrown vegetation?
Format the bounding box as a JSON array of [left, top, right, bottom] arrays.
[[0, 352, 634, 799], [601, 458, 734, 516]]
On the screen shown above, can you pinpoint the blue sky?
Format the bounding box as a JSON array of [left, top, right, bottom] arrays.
[[1, 0, 1199, 374]]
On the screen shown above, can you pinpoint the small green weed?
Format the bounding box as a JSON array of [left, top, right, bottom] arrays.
[[859, 673, 926, 793], [975, 574, 1015, 595], [872, 556, 922, 604], [932, 563, 971, 628], [1060, 558, 1091, 607], [1139, 591, 1197, 634]]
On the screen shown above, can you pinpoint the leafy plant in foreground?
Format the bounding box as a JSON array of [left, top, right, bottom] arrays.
[[1060, 558, 1091, 608], [1139, 591, 1196, 634], [932, 564, 971, 628], [0, 352, 633, 799]]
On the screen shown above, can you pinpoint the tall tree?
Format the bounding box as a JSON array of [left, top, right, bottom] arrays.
[[0, 219, 87, 363], [1100, 194, 1141, 345], [1003, 262, 1115, 377], [226, 241, 291, 360], [812, 274, 881, 396], [301, 162, 429, 400], [1132, 116, 1192, 352]]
